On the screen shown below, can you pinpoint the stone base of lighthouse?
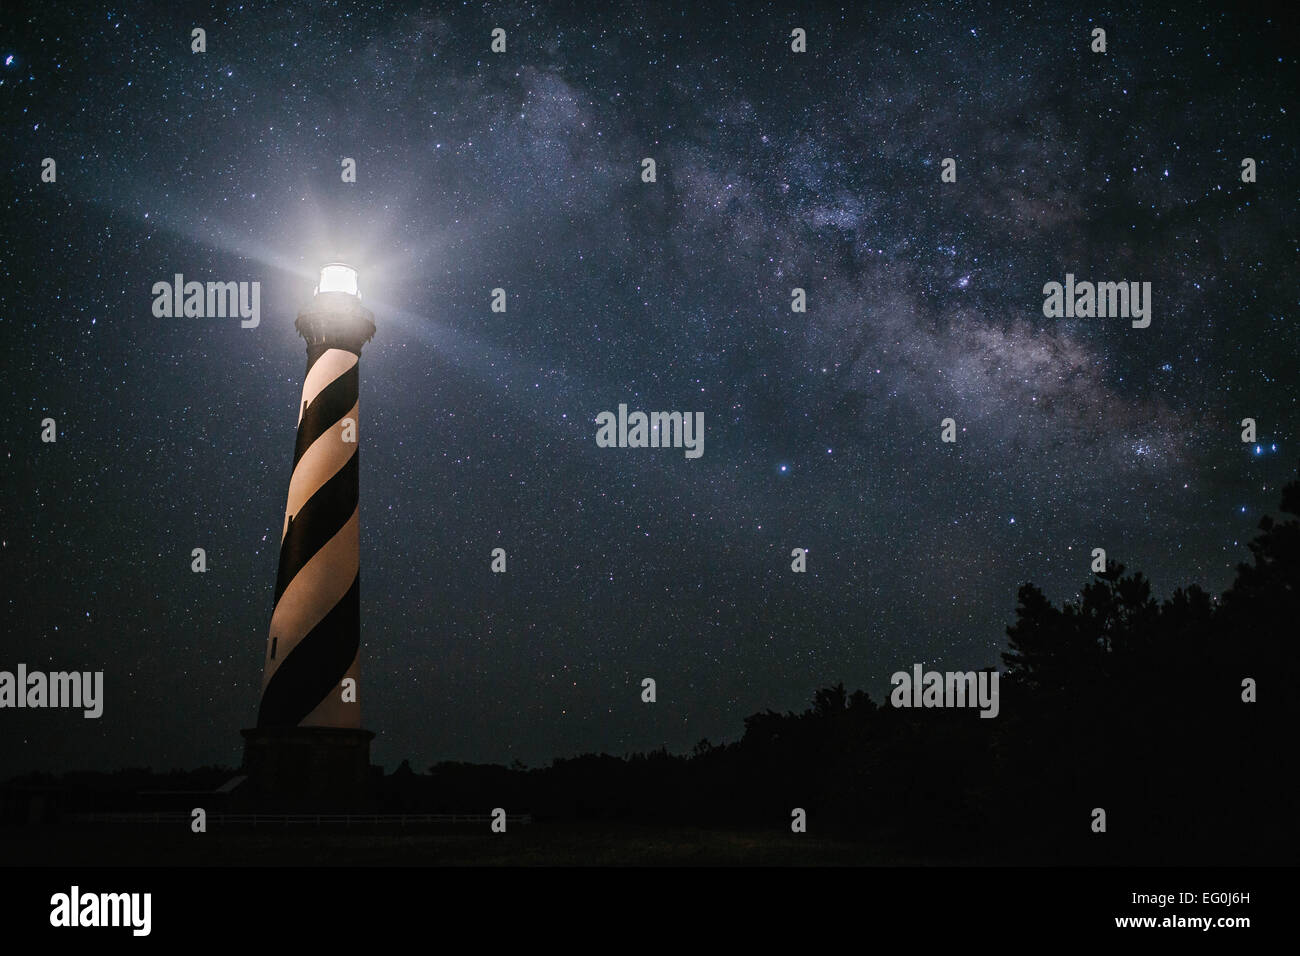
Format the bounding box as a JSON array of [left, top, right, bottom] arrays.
[[239, 726, 376, 810]]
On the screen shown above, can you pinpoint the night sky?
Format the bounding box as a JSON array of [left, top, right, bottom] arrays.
[[2, 1, 1296, 774]]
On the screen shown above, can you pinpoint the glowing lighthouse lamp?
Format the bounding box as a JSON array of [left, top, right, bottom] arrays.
[[240, 261, 376, 809], [315, 262, 361, 297]]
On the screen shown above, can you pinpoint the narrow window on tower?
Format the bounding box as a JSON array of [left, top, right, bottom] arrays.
[[270, 636, 278, 660]]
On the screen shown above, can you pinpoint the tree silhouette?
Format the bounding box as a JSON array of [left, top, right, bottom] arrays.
[[13, 467, 1298, 864]]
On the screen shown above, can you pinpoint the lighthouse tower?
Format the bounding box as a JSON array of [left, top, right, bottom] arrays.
[[241, 263, 376, 807]]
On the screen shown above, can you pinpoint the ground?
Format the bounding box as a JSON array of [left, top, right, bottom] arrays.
[[3, 822, 949, 866]]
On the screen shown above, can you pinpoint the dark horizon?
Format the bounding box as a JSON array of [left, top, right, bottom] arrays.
[[5, 456, 1295, 866], [4, 456, 1296, 787]]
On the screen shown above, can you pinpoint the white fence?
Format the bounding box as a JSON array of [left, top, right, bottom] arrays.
[[65, 812, 532, 826]]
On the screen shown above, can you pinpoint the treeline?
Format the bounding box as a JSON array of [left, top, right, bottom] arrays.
[[377, 464, 1298, 863], [10, 467, 1298, 863]]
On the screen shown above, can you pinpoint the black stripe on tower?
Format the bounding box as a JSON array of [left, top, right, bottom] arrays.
[[258, 575, 361, 728], [293, 361, 358, 468], [272, 451, 359, 604]]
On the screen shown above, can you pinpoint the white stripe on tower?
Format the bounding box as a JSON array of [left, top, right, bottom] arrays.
[[264, 508, 359, 682], [300, 349, 357, 417], [282, 400, 359, 540]]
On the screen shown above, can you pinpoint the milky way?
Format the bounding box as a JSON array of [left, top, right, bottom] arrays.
[[2, 2, 1296, 771]]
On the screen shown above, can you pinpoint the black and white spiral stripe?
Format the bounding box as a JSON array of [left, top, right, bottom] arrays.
[[258, 344, 362, 728]]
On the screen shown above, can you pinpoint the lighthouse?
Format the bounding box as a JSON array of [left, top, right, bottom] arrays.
[[240, 263, 376, 807]]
